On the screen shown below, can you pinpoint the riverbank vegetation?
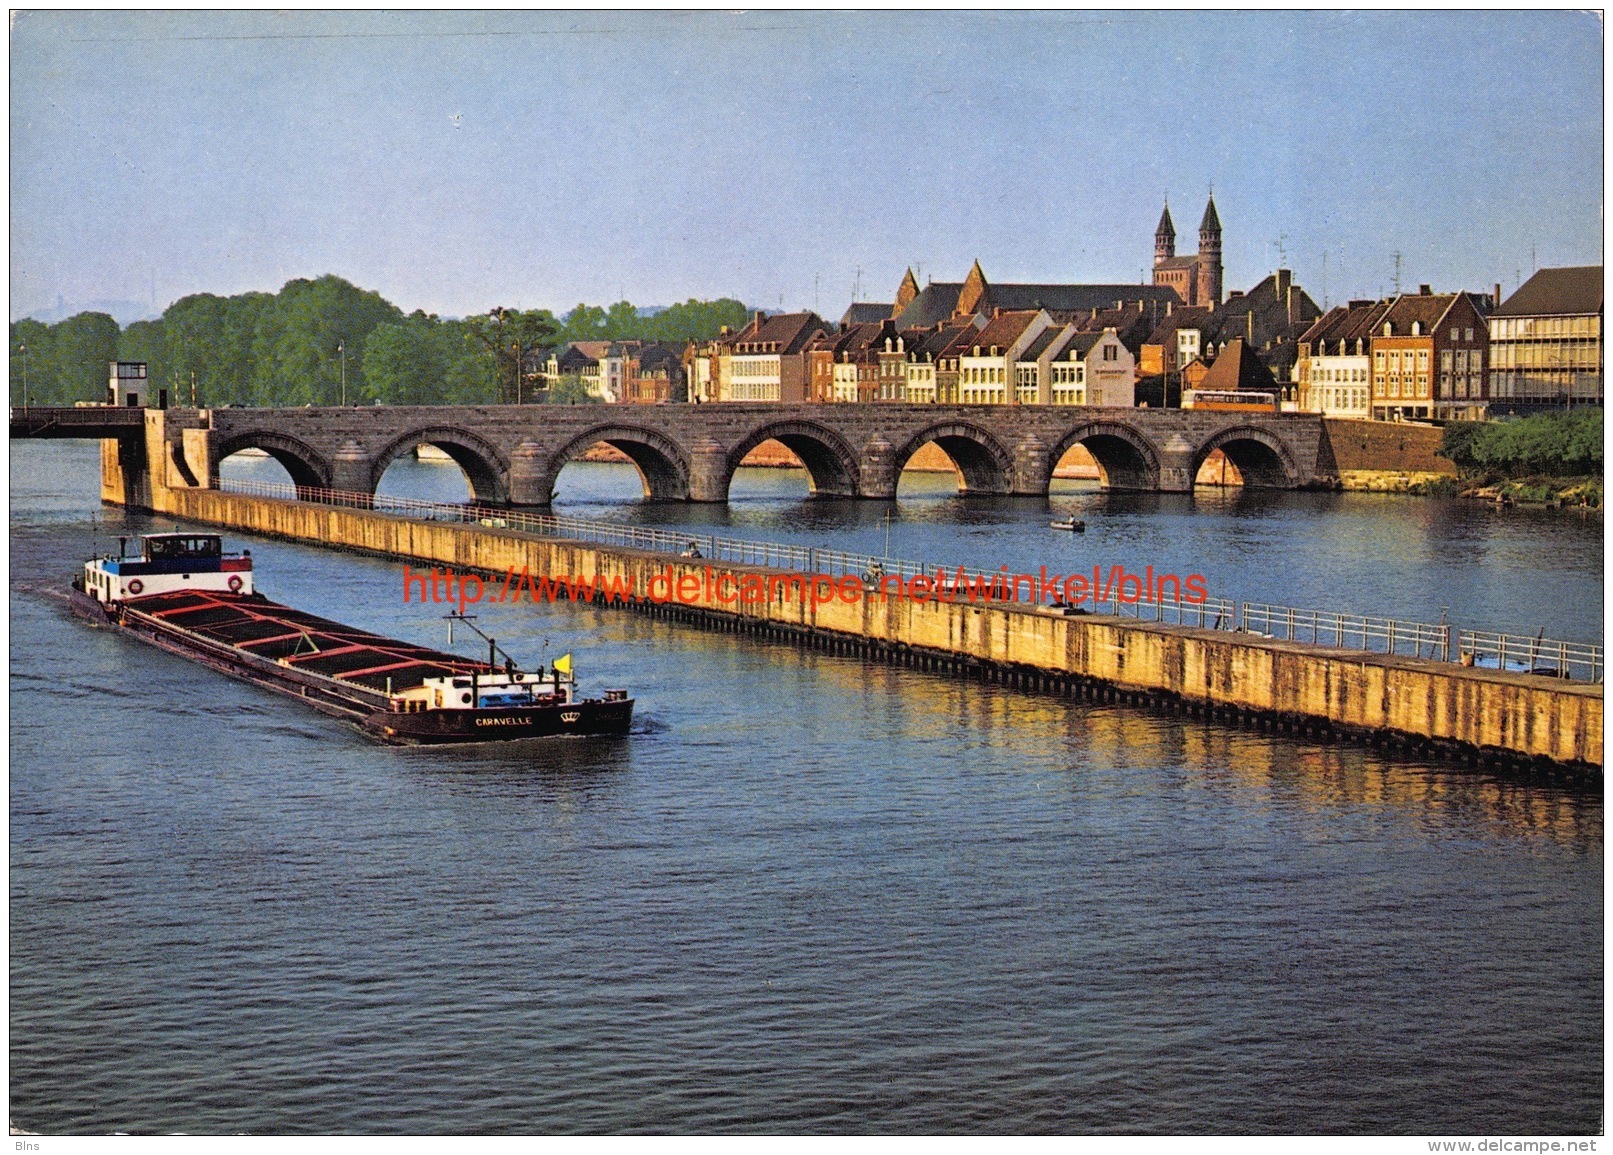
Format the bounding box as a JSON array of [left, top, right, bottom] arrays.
[[1437, 410, 1603, 506], [9, 275, 749, 408]]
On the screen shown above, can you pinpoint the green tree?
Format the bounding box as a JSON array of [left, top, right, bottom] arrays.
[[462, 307, 559, 404], [1561, 409, 1604, 473], [363, 312, 452, 405], [1439, 421, 1484, 468], [118, 319, 169, 401], [44, 313, 121, 404], [642, 297, 751, 343], [601, 300, 640, 340], [252, 275, 403, 405], [161, 292, 252, 407], [444, 348, 499, 404], [561, 303, 607, 343], [1442, 410, 1603, 477], [14, 279, 742, 412], [10, 318, 50, 406], [216, 292, 274, 405]]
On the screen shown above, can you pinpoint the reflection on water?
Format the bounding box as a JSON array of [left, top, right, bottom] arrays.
[[14, 438, 1604, 1135]]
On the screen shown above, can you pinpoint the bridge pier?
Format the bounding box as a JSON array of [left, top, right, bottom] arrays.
[[331, 440, 376, 505], [1157, 440, 1197, 493], [1012, 435, 1051, 496], [508, 441, 555, 505], [687, 438, 729, 503], [856, 434, 898, 500]]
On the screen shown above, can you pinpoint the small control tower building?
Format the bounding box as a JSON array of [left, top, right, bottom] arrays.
[[108, 361, 149, 407]]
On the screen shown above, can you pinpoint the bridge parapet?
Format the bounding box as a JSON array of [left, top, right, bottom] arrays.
[[10, 405, 147, 439]]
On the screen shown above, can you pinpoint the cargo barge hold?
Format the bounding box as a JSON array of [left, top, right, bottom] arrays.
[[71, 533, 633, 744]]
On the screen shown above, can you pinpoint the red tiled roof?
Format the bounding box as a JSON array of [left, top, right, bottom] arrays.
[[1379, 292, 1457, 336], [733, 311, 830, 355], [1301, 300, 1390, 346], [970, 309, 1042, 350], [1198, 337, 1277, 392]]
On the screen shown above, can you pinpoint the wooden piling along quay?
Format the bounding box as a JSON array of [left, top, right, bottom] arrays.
[[156, 487, 1602, 781]]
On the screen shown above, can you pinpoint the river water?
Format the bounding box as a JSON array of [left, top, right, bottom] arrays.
[[10, 440, 1604, 1134]]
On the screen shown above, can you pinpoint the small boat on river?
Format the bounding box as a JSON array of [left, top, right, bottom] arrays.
[[1050, 517, 1086, 533], [70, 532, 633, 744]]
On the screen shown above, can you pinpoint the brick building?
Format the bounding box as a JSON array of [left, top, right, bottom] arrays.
[[1368, 288, 1489, 422], [902, 319, 980, 404], [623, 343, 687, 404]]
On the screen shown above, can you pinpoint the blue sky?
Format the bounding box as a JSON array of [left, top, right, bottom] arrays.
[[10, 9, 1604, 323]]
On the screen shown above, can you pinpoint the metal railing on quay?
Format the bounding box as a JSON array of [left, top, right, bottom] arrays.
[[1459, 629, 1603, 683], [1237, 601, 1454, 660], [215, 476, 1604, 682]]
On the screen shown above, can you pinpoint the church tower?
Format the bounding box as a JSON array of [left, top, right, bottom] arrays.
[[1197, 195, 1223, 306], [1154, 202, 1176, 268]]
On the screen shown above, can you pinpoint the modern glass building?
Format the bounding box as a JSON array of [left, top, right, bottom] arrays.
[[1488, 266, 1603, 412]]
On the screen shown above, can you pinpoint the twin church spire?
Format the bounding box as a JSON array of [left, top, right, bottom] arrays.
[[1153, 194, 1223, 307]]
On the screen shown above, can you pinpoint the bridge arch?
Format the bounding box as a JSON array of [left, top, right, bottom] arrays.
[[1049, 421, 1162, 492], [725, 420, 861, 499], [551, 424, 692, 501], [213, 431, 333, 496], [890, 421, 1016, 495], [1192, 425, 1302, 489], [370, 427, 510, 504]]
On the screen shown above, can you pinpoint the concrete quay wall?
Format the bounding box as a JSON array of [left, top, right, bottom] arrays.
[[154, 486, 1602, 773]]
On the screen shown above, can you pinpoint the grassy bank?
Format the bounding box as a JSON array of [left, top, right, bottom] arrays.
[[1457, 475, 1601, 506], [1432, 411, 1603, 506]]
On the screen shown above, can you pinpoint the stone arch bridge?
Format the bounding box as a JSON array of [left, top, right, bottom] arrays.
[[135, 403, 1338, 506]]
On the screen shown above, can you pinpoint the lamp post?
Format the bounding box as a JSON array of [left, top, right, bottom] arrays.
[[338, 341, 346, 406], [19, 341, 27, 413], [487, 305, 516, 405]]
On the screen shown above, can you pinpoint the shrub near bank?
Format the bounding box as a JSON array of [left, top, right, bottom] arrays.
[[1438, 410, 1603, 506]]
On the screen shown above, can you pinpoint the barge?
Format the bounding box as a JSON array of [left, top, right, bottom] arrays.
[[71, 532, 633, 744]]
